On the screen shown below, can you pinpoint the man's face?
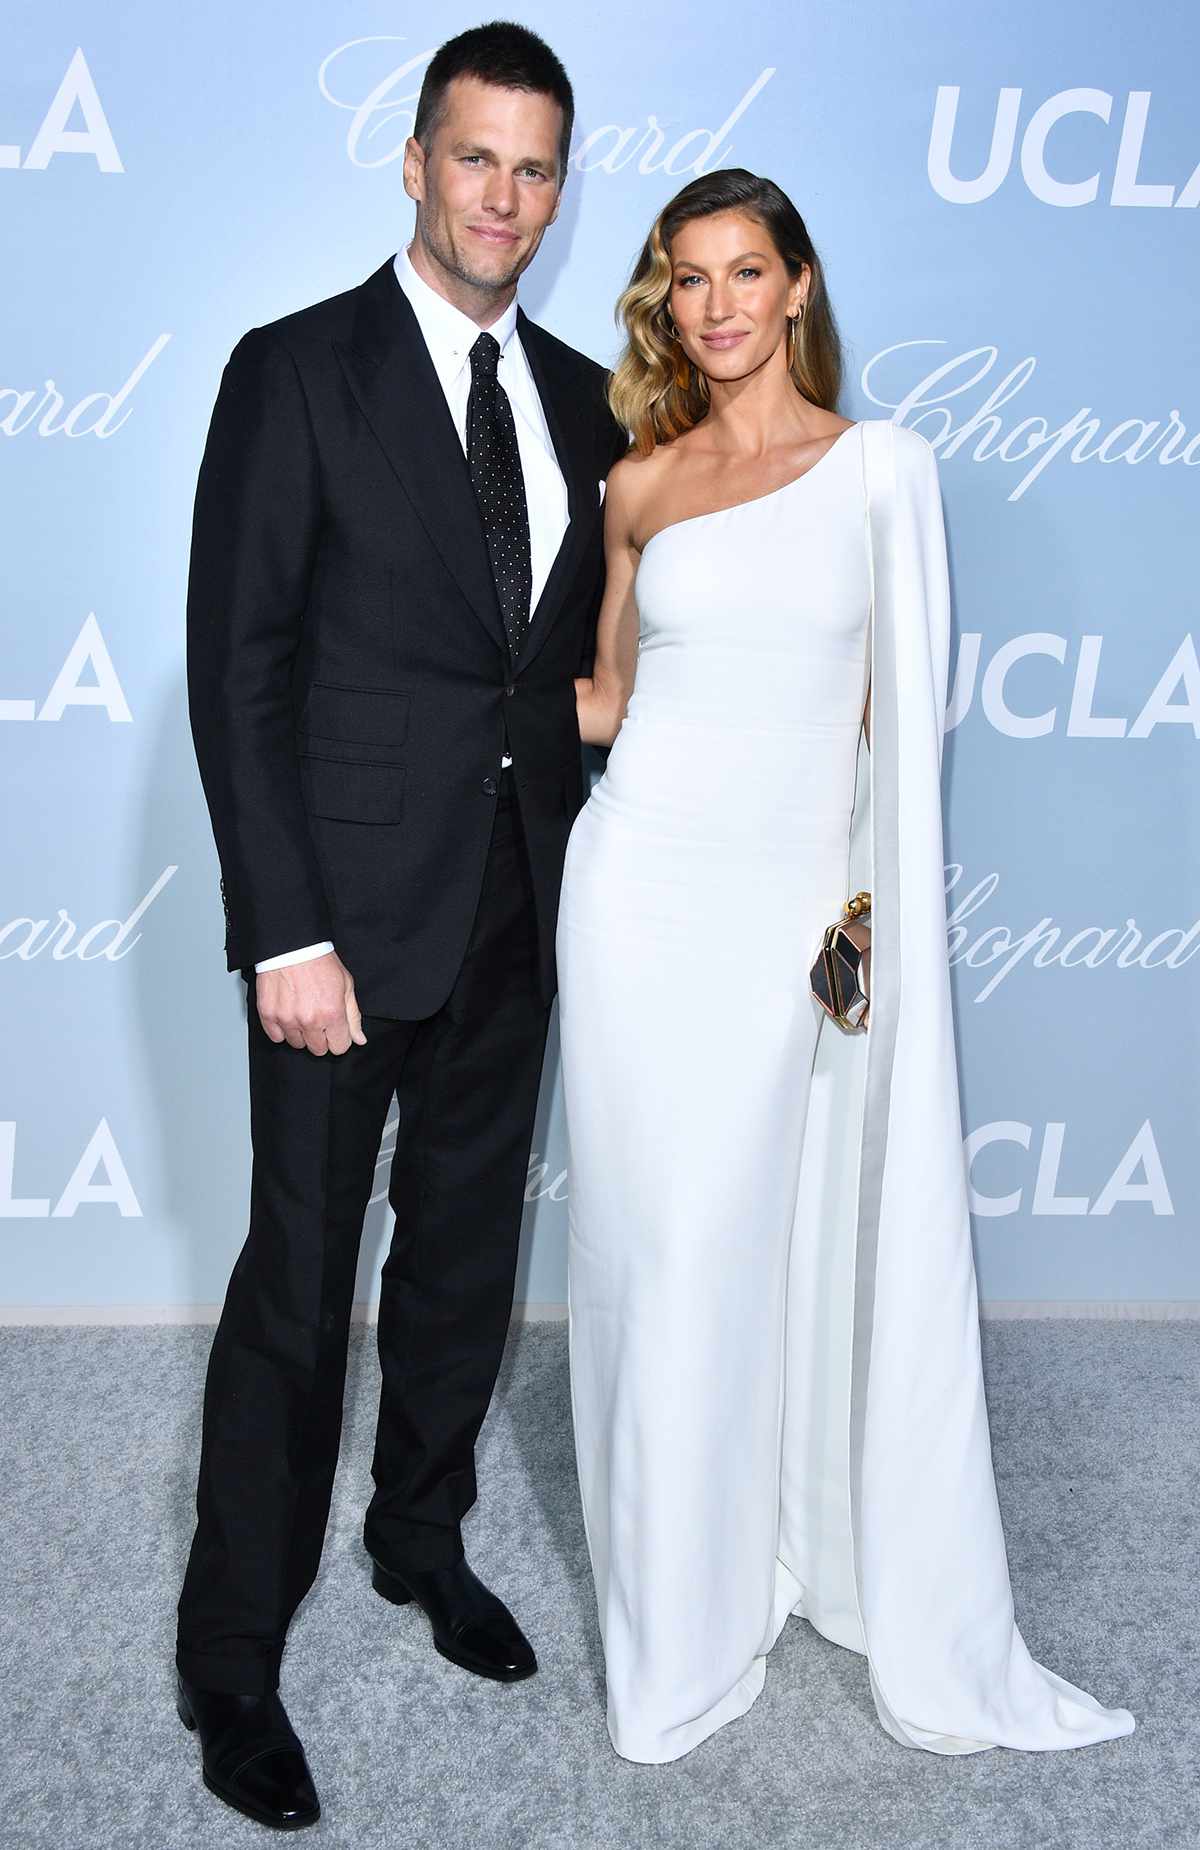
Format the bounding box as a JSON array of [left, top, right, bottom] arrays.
[[404, 75, 564, 295]]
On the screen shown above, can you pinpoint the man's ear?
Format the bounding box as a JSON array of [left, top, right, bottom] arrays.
[[402, 135, 425, 204]]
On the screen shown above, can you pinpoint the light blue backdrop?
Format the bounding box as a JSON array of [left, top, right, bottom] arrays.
[[2, 3, 1197, 1315]]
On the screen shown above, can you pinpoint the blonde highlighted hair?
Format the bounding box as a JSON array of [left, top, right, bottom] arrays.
[[608, 169, 844, 456]]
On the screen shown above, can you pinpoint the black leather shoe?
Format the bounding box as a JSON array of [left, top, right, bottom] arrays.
[[372, 1555, 538, 1682], [176, 1674, 321, 1830]]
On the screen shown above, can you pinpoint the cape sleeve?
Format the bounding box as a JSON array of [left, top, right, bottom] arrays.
[[891, 427, 952, 771]]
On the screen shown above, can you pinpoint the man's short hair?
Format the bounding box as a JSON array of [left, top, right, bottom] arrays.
[[414, 20, 575, 183]]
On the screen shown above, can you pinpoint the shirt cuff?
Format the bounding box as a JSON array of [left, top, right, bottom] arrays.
[[254, 941, 335, 973]]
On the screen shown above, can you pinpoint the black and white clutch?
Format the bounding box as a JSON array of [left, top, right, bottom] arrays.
[[810, 891, 872, 1032]]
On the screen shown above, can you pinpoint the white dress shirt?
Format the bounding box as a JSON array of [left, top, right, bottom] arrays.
[[255, 246, 569, 974]]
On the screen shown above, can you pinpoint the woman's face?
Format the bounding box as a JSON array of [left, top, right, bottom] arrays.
[[667, 209, 807, 387]]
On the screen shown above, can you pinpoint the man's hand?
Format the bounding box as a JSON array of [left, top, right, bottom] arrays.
[[256, 951, 367, 1055]]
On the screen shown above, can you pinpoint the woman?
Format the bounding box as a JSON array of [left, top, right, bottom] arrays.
[[556, 169, 1134, 1765]]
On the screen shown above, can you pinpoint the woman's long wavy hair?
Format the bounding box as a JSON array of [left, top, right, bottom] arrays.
[[609, 169, 843, 456]]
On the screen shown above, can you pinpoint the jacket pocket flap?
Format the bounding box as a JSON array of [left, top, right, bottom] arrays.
[[301, 758, 406, 824], [299, 682, 410, 750]]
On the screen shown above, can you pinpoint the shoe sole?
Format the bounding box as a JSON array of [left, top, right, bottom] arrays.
[[371, 1564, 538, 1683], [177, 1693, 321, 1830]]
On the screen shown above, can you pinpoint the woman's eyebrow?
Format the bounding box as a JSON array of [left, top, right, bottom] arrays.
[[672, 251, 772, 271]]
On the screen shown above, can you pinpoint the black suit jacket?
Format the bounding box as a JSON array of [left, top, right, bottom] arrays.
[[186, 257, 628, 1018]]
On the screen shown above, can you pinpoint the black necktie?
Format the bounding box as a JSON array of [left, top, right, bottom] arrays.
[[466, 332, 533, 659]]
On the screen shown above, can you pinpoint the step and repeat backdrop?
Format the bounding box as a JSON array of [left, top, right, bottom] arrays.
[[3, 4, 1197, 1316]]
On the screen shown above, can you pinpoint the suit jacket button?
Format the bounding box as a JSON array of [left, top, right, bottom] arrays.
[[482, 775, 498, 796], [504, 684, 516, 696]]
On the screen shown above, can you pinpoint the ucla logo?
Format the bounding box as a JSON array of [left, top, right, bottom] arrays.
[[929, 87, 1200, 208], [0, 48, 122, 173], [948, 634, 1199, 740], [0, 1120, 142, 1219], [965, 1121, 1173, 1218], [0, 614, 131, 722]]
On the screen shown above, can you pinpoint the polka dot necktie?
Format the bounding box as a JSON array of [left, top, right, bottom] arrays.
[[466, 331, 533, 659]]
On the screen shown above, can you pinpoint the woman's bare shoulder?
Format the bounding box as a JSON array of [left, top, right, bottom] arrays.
[[608, 444, 676, 487], [605, 444, 677, 530]]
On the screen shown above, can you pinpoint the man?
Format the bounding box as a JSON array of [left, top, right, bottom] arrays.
[[177, 21, 626, 1828]]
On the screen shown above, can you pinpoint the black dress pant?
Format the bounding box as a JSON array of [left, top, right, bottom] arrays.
[[176, 776, 551, 1696]]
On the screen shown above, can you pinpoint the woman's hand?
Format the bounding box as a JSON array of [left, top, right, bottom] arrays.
[[576, 458, 640, 748]]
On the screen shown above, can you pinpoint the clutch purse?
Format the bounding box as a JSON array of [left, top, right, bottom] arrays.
[[810, 891, 872, 1031]]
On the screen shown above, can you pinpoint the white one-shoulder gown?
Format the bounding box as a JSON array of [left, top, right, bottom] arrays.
[[556, 421, 1135, 1764]]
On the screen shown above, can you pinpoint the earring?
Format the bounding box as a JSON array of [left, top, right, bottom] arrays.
[[665, 314, 693, 390], [787, 301, 807, 363]]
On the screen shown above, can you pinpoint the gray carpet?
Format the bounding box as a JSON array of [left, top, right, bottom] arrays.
[[0, 1320, 1195, 1850]]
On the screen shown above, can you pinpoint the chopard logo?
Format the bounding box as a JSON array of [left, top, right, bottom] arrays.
[[864, 342, 1199, 501], [524, 1153, 568, 1204], [928, 87, 1199, 208], [369, 1119, 566, 1209], [0, 338, 170, 439], [0, 869, 177, 960], [318, 37, 774, 176], [946, 865, 1198, 1004]]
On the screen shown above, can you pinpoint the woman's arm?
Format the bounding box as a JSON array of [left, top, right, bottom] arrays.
[[576, 460, 641, 748]]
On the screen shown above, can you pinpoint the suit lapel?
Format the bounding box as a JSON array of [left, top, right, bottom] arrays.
[[333, 260, 508, 654], [333, 263, 601, 670], [512, 308, 599, 675]]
